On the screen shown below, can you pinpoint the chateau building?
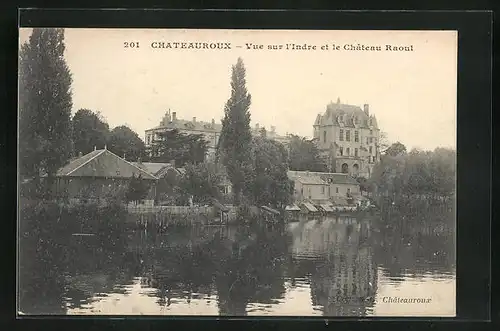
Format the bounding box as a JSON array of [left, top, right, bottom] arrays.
[[145, 110, 222, 159], [145, 109, 291, 159], [313, 98, 380, 178]]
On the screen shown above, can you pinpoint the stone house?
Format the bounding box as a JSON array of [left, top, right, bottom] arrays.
[[144, 109, 291, 160], [288, 170, 360, 204], [53, 148, 157, 205]]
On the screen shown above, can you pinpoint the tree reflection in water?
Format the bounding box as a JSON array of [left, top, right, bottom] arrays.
[[287, 216, 378, 316], [139, 223, 289, 316], [18, 202, 135, 314], [18, 205, 455, 316]]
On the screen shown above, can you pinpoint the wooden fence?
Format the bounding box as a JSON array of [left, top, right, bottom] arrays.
[[127, 205, 215, 215], [126, 204, 240, 228]]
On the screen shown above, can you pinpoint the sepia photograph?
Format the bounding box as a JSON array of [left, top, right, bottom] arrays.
[[18, 28, 457, 317]]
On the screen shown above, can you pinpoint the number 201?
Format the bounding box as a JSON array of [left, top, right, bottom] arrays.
[[124, 42, 140, 48]]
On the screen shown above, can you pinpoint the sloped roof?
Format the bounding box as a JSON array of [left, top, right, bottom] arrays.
[[148, 119, 222, 133], [301, 202, 318, 212], [285, 204, 301, 211], [288, 171, 359, 186], [130, 162, 180, 178], [260, 206, 280, 215], [316, 100, 378, 129], [319, 204, 334, 212], [132, 162, 170, 175], [56, 150, 103, 177], [296, 176, 328, 185], [321, 173, 359, 185], [56, 149, 156, 180]]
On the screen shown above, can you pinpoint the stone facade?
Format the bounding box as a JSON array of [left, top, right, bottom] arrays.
[[313, 98, 380, 178], [288, 170, 360, 204], [145, 110, 222, 159], [145, 110, 291, 159]]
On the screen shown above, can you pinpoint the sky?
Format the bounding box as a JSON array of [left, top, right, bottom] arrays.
[[19, 28, 457, 151]]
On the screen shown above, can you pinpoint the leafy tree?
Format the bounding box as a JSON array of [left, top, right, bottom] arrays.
[[378, 131, 390, 153], [385, 142, 407, 157], [371, 145, 456, 205], [149, 129, 208, 166], [218, 57, 253, 205], [178, 162, 223, 205], [249, 137, 293, 209], [72, 109, 110, 155], [288, 135, 328, 172], [125, 174, 150, 205], [107, 125, 146, 161], [19, 28, 73, 185], [155, 168, 182, 204]]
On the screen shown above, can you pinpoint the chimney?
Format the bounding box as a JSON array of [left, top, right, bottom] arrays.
[[137, 156, 142, 164], [364, 104, 369, 116], [172, 112, 177, 121], [94, 146, 96, 151], [211, 118, 215, 126], [271, 126, 276, 133], [78, 152, 83, 157], [170, 159, 176, 168], [255, 123, 260, 130], [193, 117, 196, 123]]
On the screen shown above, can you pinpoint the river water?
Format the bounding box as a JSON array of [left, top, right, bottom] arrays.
[[18, 213, 455, 317]]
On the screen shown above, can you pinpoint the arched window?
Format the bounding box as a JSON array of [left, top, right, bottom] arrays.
[[341, 163, 349, 173]]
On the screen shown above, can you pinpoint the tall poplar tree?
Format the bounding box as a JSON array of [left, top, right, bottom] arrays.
[[218, 58, 253, 205], [19, 28, 73, 184]]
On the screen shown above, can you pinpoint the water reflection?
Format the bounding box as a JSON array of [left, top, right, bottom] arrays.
[[19, 212, 455, 316]]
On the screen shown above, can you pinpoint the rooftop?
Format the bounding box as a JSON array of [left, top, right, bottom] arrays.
[[131, 162, 178, 178], [314, 98, 379, 129], [296, 176, 328, 185], [146, 110, 290, 141], [287, 170, 359, 185], [56, 148, 156, 180]]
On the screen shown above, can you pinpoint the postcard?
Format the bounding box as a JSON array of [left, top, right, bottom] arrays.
[[18, 28, 456, 317]]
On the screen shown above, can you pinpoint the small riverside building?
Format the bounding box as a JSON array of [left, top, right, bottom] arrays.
[[287, 170, 360, 204], [53, 147, 157, 205]]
